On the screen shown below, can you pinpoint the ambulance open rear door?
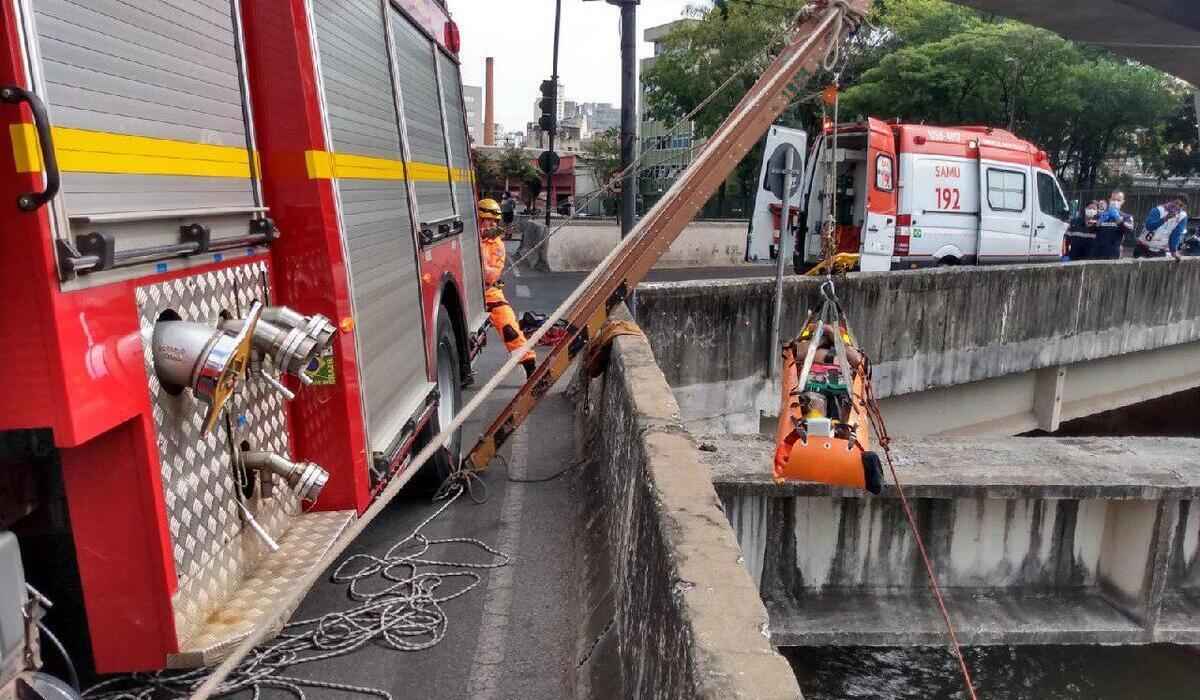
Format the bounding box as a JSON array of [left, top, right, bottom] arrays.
[[858, 118, 897, 271]]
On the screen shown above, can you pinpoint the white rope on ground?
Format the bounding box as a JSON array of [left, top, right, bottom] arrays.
[[83, 487, 507, 700]]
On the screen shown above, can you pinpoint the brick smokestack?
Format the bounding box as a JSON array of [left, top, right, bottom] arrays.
[[484, 57, 495, 146]]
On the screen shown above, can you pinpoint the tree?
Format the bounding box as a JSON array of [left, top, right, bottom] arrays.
[[581, 128, 621, 215], [642, 1, 807, 215], [1140, 92, 1200, 180], [642, 0, 1182, 199], [493, 146, 540, 209], [472, 149, 502, 197], [840, 11, 1176, 189]]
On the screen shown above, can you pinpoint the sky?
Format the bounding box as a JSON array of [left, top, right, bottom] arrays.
[[452, 0, 703, 133]]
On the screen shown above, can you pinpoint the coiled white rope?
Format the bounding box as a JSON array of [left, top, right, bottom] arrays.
[[82, 487, 507, 700]]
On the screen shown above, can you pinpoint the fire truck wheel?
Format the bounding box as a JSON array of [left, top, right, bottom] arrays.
[[420, 311, 463, 485]]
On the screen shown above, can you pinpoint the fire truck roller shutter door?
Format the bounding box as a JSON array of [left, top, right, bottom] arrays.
[[390, 11, 456, 225], [19, 0, 260, 262], [311, 0, 431, 454], [436, 50, 487, 330]]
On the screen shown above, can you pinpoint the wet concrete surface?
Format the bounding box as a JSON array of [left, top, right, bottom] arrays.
[[266, 263, 773, 699]]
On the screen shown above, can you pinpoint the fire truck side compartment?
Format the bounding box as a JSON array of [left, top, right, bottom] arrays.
[[309, 0, 432, 455], [436, 50, 488, 330], [21, 0, 262, 274], [389, 10, 456, 225]]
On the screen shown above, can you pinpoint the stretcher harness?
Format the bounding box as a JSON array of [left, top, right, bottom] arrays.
[[773, 281, 882, 493]]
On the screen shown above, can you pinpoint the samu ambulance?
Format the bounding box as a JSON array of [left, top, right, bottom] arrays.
[[783, 119, 1071, 272]]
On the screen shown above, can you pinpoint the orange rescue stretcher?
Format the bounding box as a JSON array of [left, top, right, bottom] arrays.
[[773, 298, 883, 494]]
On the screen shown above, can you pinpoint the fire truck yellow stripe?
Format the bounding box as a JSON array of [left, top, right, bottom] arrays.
[[9, 125, 252, 178], [9, 123, 42, 173], [303, 149, 472, 183], [8, 126, 473, 183]]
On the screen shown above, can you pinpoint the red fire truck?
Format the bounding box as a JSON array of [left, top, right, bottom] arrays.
[[0, 0, 485, 677]]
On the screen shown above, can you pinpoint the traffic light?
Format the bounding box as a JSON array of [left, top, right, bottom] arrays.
[[538, 79, 556, 132]]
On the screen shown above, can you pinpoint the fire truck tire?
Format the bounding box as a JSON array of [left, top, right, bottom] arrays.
[[419, 310, 463, 486]]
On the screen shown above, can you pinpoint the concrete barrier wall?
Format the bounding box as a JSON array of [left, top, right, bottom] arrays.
[[703, 434, 1200, 646], [574, 308, 801, 700], [547, 219, 749, 271], [634, 260, 1200, 432]]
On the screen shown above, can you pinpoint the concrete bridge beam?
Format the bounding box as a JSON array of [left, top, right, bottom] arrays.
[[880, 339, 1200, 436]]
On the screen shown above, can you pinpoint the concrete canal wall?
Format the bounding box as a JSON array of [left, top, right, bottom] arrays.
[[703, 434, 1200, 646], [515, 217, 750, 272], [633, 260, 1200, 436], [574, 307, 801, 699]]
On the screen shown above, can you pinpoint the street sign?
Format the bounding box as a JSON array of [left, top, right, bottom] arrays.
[[538, 150, 561, 175], [764, 143, 803, 201]]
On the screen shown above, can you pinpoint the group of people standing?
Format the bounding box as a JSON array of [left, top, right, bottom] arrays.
[[1068, 191, 1191, 260]]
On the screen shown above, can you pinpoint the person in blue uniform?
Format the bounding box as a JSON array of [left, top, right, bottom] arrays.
[[1094, 191, 1128, 259]]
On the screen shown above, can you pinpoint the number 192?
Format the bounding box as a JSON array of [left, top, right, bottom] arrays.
[[935, 187, 961, 210]]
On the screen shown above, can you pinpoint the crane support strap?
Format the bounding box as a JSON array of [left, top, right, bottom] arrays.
[[583, 320, 645, 378]]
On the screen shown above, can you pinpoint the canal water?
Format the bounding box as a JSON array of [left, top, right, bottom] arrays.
[[787, 645, 1200, 699]]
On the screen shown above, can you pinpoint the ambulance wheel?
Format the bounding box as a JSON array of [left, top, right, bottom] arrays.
[[862, 451, 884, 495], [419, 311, 463, 487], [937, 256, 960, 267]]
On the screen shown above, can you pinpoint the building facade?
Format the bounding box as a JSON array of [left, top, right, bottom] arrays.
[[462, 84, 484, 144], [640, 20, 700, 210]]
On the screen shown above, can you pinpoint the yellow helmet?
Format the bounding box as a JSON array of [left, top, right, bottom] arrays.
[[478, 198, 502, 221]]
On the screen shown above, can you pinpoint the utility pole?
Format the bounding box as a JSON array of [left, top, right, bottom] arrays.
[[543, 0, 563, 231], [616, 0, 638, 237], [584, 0, 638, 236]]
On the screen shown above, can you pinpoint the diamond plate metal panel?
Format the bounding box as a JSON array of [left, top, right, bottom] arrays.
[[135, 262, 305, 647], [166, 509, 354, 668]]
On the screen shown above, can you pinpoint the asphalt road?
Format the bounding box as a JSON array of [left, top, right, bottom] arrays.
[[272, 262, 773, 699]]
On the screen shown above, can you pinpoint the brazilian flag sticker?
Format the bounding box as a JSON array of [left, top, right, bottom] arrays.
[[305, 351, 337, 386]]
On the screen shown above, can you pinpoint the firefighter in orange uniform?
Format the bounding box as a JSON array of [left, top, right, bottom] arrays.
[[479, 198, 537, 378]]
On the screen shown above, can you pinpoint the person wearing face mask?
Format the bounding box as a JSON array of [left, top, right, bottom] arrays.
[[1068, 201, 1099, 260], [1095, 191, 1127, 259], [1135, 196, 1190, 259]]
